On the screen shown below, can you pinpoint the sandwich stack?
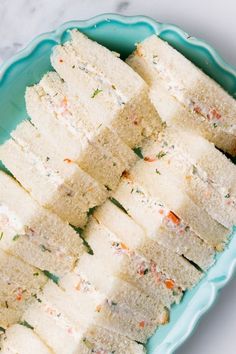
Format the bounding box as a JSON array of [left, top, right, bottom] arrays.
[[0, 29, 235, 353]]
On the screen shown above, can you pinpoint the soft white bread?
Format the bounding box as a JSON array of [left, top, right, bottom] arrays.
[[0, 249, 47, 328], [94, 201, 202, 289], [0, 171, 84, 275], [26, 72, 137, 190], [142, 128, 236, 228], [51, 30, 162, 148], [108, 180, 215, 270], [127, 156, 230, 250], [143, 82, 236, 155], [0, 120, 108, 227], [159, 127, 236, 195], [84, 215, 182, 308], [82, 218, 173, 316], [31, 276, 156, 344], [60, 271, 158, 343], [126, 35, 236, 155], [77, 252, 167, 328], [0, 324, 52, 354], [23, 282, 145, 354]]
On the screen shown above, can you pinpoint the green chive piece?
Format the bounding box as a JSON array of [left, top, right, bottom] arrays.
[[109, 197, 128, 214], [43, 270, 60, 285], [70, 224, 84, 235], [40, 244, 51, 253], [91, 88, 102, 98], [133, 147, 144, 159], [19, 320, 34, 330], [12, 234, 20, 241], [69, 224, 93, 255], [81, 236, 94, 255], [87, 206, 97, 217], [157, 151, 166, 159], [192, 165, 197, 174], [0, 232, 3, 240], [83, 338, 94, 349]]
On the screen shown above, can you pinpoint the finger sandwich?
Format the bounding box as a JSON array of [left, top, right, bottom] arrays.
[[26, 71, 137, 191], [0, 121, 107, 227], [0, 171, 84, 275], [127, 35, 236, 155], [51, 30, 162, 148]]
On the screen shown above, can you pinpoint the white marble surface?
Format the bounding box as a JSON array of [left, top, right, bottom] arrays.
[[0, 0, 236, 353]]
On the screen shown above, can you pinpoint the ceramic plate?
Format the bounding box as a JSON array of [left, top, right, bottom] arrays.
[[0, 13, 235, 354]]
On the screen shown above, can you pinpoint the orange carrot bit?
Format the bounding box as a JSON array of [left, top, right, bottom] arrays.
[[75, 282, 81, 291], [144, 156, 156, 162], [95, 305, 102, 313], [165, 279, 175, 289], [120, 242, 129, 250], [16, 288, 23, 301], [159, 209, 164, 215], [193, 106, 201, 114], [61, 96, 68, 106], [59, 58, 64, 63], [64, 158, 73, 164], [211, 108, 221, 120], [139, 320, 145, 328], [167, 211, 181, 225]]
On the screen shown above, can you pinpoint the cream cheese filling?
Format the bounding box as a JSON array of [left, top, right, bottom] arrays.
[[150, 55, 236, 132], [69, 50, 128, 107], [0, 204, 24, 231], [13, 137, 64, 187], [155, 139, 236, 208]]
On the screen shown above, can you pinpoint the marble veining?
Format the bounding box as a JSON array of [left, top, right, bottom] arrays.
[[0, 0, 236, 66], [116, 1, 130, 12]]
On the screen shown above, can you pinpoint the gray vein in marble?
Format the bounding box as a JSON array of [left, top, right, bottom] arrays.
[[116, 1, 130, 12]]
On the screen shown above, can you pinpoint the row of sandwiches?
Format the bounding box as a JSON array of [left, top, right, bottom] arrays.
[[0, 30, 235, 353]]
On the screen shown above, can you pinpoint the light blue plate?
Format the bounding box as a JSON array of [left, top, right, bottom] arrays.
[[0, 13, 235, 354]]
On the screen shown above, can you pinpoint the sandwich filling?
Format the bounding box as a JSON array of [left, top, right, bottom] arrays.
[[143, 138, 236, 209], [56, 48, 128, 107], [138, 48, 236, 132]]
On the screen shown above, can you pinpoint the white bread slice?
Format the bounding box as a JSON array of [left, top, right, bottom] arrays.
[[51, 30, 162, 148], [0, 324, 52, 354], [26, 72, 137, 190], [0, 171, 84, 275], [23, 285, 145, 354], [83, 216, 182, 308], [59, 271, 159, 343], [94, 201, 202, 288], [126, 35, 236, 155], [143, 128, 236, 228], [0, 249, 47, 328], [77, 253, 168, 326], [143, 82, 236, 156], [96, 192, 214, 272], [127, 158, 229, 250], [30, 277, 156, 344], [160, 127, 236, 194], [0, 120, 108, 227]]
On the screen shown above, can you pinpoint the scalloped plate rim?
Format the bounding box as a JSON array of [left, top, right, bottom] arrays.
[[0, 13, 235, 354]]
